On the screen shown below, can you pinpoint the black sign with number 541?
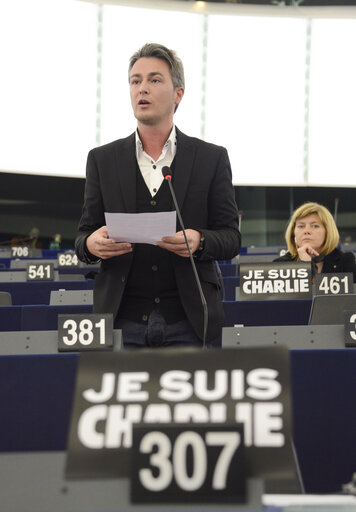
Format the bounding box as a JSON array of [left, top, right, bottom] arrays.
[[26, 262, 54, 281], [131, 424, 246, 504]]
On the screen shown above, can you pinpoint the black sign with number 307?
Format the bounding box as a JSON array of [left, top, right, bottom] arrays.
[[131, 424, 246, 504]]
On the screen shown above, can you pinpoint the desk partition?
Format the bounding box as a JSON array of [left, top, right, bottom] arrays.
[[1, 295, 311, 330], [222, 276, 240, 301], [222, 325, 346, 350], [0, 280, 93, 306], [0, 453, 263, 512], [0, 330, 122, 355], [0, 349, 354, 494], [0, 304, 92, 331], [222, 299, 311, 327]]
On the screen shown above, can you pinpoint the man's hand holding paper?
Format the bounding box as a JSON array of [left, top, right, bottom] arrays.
[[86, 225, 133, 260], [105, 211, 177, 245]]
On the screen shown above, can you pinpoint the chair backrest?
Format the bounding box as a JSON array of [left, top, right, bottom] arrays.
[[0, 292, 12, 305], [49, 290, 93, 305]]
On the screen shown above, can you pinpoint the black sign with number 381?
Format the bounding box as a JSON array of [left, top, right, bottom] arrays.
[[57, 313, 113, 351]]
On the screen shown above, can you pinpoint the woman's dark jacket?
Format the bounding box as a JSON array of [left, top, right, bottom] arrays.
[[274, 247, 356, 282]]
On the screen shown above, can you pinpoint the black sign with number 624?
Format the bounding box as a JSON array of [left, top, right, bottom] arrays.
[[131, 424, 246, 504], [57, 313, 113, 351], [57, 251, 79, 267]]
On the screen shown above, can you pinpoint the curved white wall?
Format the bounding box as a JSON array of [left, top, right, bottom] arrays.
[[1, 0, 356, 186]]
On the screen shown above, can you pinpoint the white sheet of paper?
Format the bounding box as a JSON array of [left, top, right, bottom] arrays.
[[105, 211, 177, 245]]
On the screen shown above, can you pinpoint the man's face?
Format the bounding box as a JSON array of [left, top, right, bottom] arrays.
[[129, 57, 184, 126]]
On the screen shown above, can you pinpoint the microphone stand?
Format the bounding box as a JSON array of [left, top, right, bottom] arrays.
[[334, 198, 339, 224], [164, 175, 208, 348], [215, 261, 226, 301]]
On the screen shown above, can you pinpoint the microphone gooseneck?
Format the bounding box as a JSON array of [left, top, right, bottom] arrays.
[[161, 166, 208, 347], [214, 261, 226, 301]]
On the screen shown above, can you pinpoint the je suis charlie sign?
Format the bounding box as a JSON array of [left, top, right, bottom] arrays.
[[65, 347, 299, 494], [240, 261, 312, 300]]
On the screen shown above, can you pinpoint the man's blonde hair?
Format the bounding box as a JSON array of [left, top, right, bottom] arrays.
[[285, 202, 339, 258]]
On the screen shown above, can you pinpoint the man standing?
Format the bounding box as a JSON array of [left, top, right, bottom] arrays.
[[75, 43, 240, 348]]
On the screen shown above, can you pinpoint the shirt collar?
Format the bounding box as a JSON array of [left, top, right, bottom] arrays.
[[135, 125, 177, 158]]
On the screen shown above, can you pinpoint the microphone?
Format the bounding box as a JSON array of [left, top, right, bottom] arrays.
[[238, 211, 243, 233], [334, 198, 339, 224], [233, 211, 243, 273], [162, 165, 208, 347]]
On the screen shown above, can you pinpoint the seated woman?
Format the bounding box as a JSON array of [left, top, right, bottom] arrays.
[[274, 202, 356, 282]]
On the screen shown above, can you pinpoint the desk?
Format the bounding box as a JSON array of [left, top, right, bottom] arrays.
[[0, 349, 354, 494], [0, 304, 92, 331], [0, 280, 93, 306]]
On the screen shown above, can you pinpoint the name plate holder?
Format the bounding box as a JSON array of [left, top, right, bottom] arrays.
[[222, 324, 346, 350], [0, 451, 263, 512], [0, 329, 122, 355], [0, 248, 11, 258]]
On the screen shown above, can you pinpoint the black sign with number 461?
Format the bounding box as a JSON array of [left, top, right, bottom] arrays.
[[58, 314, 113, 351], [315, 272, 353, 296], [131, 424, 246, 504]]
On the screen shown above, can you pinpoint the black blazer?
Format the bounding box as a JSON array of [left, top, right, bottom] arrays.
[[274, 248, 356, 282], [75, 128, 241, 341]]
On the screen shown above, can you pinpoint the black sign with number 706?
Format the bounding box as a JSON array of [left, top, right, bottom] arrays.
[[131, 424, 246, 504]]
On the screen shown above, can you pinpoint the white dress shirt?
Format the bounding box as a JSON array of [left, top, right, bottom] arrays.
[[135, 126, 177, 197]]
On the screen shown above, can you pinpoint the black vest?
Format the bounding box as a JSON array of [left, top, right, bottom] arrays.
[[118, 163, 186, 324]]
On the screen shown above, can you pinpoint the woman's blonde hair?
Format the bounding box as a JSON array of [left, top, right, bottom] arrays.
[[285, 202, 339, 258]]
